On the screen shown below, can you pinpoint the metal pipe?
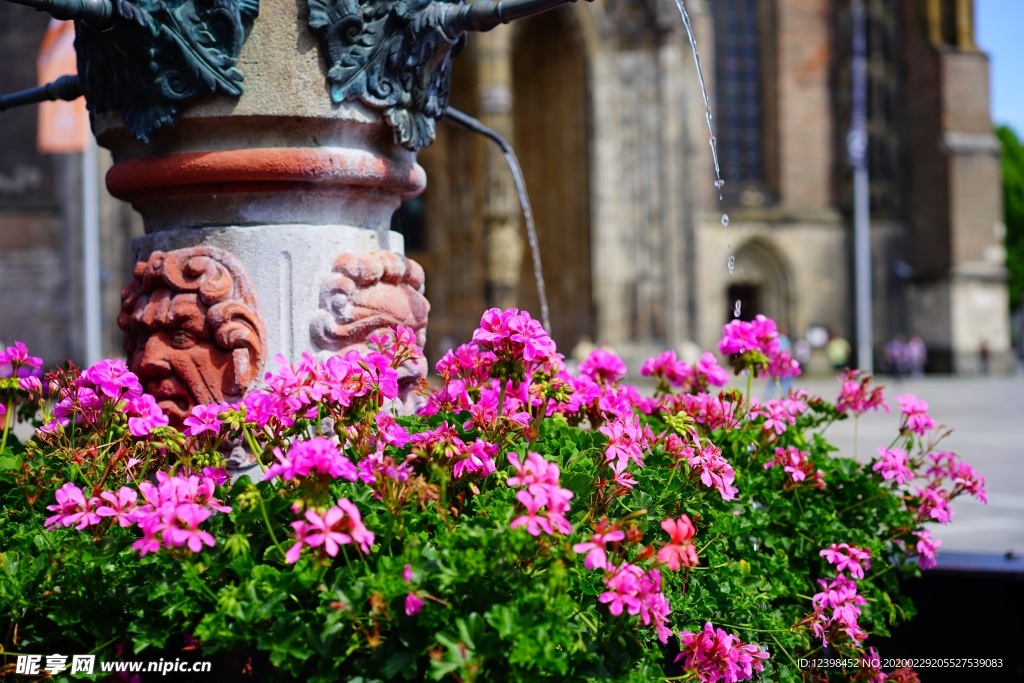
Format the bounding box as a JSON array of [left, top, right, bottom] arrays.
[[3, 0, 113, 27], [444, 106, 511, 154], [0, 74, 82, 112], [440, 0, 588, 36]]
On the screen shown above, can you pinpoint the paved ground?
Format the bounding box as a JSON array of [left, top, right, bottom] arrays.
[[786, 372, 1024, 556]]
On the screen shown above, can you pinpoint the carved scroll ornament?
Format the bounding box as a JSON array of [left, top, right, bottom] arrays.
[[75, 0, 259, 142], [307, 0, 463, 151], [119, 246, 267, 426]]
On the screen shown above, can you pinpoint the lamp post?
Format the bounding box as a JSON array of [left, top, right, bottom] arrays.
[[849, 0, 873, 373]]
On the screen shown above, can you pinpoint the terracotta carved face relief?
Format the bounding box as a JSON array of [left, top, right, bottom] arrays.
[[310, 249, 430, 406], [118, 247, 266, 426]]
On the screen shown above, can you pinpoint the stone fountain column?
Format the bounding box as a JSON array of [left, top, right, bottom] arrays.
[[60, 0, 586, 425], [78, 0, 452, 424]]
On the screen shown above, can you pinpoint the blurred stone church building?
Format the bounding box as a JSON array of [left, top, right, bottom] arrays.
[[0, 0, 1012, 373]]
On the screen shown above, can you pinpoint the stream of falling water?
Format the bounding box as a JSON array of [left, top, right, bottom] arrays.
[[503, 150, 552, 335], [672, 0, 741, 319]]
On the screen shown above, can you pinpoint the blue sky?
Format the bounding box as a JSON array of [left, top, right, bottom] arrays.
[[976, 0, 1024, 133]]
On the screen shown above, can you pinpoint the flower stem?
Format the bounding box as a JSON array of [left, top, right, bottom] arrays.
[[0, 398, 13, 452], [258, 495, 287, 559], [714, 622, 793, 634], [769, 632, 801, 670], [241, 424, 267, 473]]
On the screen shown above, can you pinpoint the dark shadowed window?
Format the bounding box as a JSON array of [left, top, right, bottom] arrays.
[[712, 0, 775, 205], [832, 0, 904, 217]]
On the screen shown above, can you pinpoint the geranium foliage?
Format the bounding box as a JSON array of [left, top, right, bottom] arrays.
[[0, 312, 984, 682]]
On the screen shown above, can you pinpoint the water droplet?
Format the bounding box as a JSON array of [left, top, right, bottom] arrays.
[[727, 254, 736, 273], [747, 443, 756, 453], [733, 299, 742, 318], [721, 214, 729, 227], [714, 179, 725, 190]]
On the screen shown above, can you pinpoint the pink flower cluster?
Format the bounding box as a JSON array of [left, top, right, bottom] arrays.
[[45, 473, 230, 556], [506, 452, 573, 536], [717, 315, 800, 380], [926, 451, 987, 503], [0, 341, 43, 378], [764, 446, 824, 489], [749, 396, 808, 437], [598, 415, 648, 475], [572, 524, 625, 570], [640, 350, 729, 393], [685, 441, 738, 500], [895, 394, 935, 436], [598, 563, 672, 643], [836, 370, 889, 416], [285, 497, 374, 564], [578, 348, 628, 385], [810, 574, 868, 644], [183, 404, 226, 437], [675, 622, 769, 683], [912, 530, 941, 569], [669, 392, 742, 432], [427, 343, 497, 415], [266, 436, 360, 483], [872, 447, 914, 485], [471, 307, 557, 368], [819, 543, 871, 580], [911, 485, 951, 524], [809, 542, 873, 645], [410, 422, 498, 480], [254, 350, 401, 428], [656, 515, 699, 570], [43, 359, 169, 437]]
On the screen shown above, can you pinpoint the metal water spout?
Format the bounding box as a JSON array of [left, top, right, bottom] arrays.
[[439, 0, 589, 36], [4, 0, 112, 26]]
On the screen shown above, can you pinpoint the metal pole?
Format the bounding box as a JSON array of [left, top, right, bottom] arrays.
[[82, 136, 102, 366], [849, 0, 873, 373]]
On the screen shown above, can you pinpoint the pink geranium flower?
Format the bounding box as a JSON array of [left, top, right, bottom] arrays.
[[913, 530, 941, 569], [183, 404, 225, 437], [404, 593, 424, 616], [266, 437, 359, 483], [285, 497, 374, 564], [676, 622, 769, 682], [573, 526, 626, 570], [96, 487, 140, 528], [836, 370, 889, 416], [872, 447, 914, 485], [44, 482, 101, 530], [656, 515, 699, 571], [820, 544, 871, 579], [579, 348, 627, 384], [895, 394, 936, 435]]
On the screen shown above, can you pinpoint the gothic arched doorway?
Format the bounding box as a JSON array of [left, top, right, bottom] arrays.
[[727, 239, 792, 331]]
